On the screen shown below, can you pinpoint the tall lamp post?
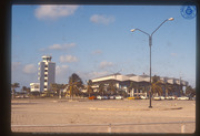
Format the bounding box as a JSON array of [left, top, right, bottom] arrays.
[[130, 17, 174, 108]]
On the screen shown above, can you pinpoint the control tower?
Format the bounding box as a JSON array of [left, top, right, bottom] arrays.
[[38, 55, 55, 92]]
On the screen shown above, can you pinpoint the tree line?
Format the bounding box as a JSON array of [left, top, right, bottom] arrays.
[[11, 74, 196, 98]]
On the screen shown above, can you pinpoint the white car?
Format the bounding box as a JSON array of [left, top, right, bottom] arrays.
[[109, 96, 115, 99], [115, 95, 123, 100], [160, 96, 165, 100], [153, 96, 165, 100], [171, 96, 176, 100], [177, 96, 189, 100], [103, 96, 108, 100], [96, 95, 102, 100], [140, 96, 147, 100], [153, 96, 161, 100], [96, 96, 108, 100], [165, 96, 176, 100], [165, 96, 172, 100]]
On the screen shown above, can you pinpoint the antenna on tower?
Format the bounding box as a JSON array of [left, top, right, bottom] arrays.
[[109, 69, 122, 79], [110, 69, 122, 75]]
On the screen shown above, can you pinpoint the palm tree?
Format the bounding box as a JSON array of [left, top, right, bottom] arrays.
[[98, 83, 105, 96], [128, 82, 134, 97], [87, 80, 93, 97], [151, 75, 163, 96], [141, 85, 149, 97], [51, 83, 65, 98], [163, 83, 173, 97], [108, 81, 116, 95], [68, 73, 83, 99], [186, 85, 196, 98], [11, 83, 20, 99], [21, 86, 30, 97], [128, 82, 140, 97]]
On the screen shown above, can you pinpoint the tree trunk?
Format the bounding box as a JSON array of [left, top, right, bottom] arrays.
[[59, 90, 61, 99], [165, 89, 168, 97], [145, 92, 147, 97]]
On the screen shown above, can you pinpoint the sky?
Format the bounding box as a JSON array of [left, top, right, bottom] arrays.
[[11, 4, 196, 90]]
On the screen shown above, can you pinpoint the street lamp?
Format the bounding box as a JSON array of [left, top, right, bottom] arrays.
[[131, 17, 174, 108]]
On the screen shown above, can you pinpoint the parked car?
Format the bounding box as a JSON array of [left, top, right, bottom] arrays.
[[103, 96, 109, 100], [160, 96, 165, 100], [109, 95, 115, 99], [96, 95, 102, 100], [115, 95, 123, 100], [171, 96, 176, 100], [153, 96, 161, 101], [177, 96, 189, 100], [128, 97, 135, 100], [140, 96, 148, 100], [165, 96, 172, 100], [96, 95, 108, 100], [88, 96, 96, 100]]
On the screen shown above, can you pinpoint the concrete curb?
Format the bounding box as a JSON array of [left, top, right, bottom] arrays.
[[89, 107, 182, 111]]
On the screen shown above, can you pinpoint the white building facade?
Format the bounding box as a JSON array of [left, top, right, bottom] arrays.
[[91, 73, 189, 97], [38, 55, 55, 93], [30, 83, 40, 93]]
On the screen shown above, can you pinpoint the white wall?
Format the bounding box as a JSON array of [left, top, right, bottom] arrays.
[[39, 62, 45, 92], [47, 62, 56, 90], [38, 61, 55, 92]]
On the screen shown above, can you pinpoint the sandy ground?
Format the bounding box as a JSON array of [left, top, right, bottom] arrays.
[[11, 98, 196, 133]]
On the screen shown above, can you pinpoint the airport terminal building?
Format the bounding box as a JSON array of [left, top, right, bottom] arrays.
[[90, 73, 188, 97]]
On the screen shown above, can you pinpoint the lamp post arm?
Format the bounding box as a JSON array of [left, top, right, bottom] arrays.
[[151, 19, 168, 37], [135, 29, 150, 37]]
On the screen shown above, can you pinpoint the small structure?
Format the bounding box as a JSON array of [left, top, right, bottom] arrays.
[[30, 83, 40, 93]]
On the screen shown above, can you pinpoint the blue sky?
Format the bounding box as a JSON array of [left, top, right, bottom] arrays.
[[11, 4, 196, 89]]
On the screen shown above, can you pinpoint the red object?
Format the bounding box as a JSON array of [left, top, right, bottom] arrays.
[[88, 96, 96, 100]]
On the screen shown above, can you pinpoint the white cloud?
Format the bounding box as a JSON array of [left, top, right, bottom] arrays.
[[76, 71, 109, 83], [90, 14, 115, 25], [88, 71, 109, 78], [171, 53, 177, 57], [56, 65, 69, 75], [35, 5, 79, 20], [92, 50, 102, 55], [12, 62, 39, 87], [49, 43, 76, 50], [49, 44, 62, 50], [40, 43, 76, 52], [99, 61, 114, 68], [23, 64, 37, 74], [59, 55, 78, 63]]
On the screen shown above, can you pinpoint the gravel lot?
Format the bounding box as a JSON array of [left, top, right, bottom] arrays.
[[11, 98, 196, 133]]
